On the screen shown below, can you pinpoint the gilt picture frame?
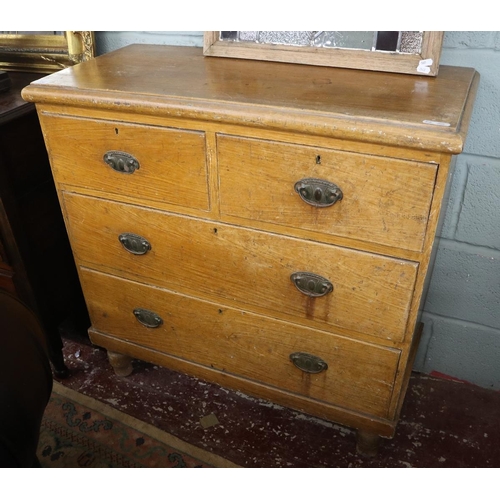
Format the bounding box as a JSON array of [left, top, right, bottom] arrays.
[[0, 31, 95, 73], [203, 31, 444, 76]]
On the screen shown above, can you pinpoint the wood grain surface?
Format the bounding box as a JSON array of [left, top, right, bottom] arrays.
[[82, 268, 400, 419], [218, 134, 437, 252], [23, 44, 478, 443], [63, 192, 418, 343]]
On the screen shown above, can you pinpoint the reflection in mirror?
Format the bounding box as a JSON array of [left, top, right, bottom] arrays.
[[219, 31, 424, 54]]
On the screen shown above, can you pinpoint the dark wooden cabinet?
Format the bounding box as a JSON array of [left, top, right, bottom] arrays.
[[0, 72, 88, 377]]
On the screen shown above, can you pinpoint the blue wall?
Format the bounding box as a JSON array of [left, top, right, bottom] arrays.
[[416, 32, 500, 389], [95, 32, 500, 390]]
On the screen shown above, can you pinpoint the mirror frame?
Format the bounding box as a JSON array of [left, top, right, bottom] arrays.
[[0, 31, 95, 73], [204, 31, 444, 77]]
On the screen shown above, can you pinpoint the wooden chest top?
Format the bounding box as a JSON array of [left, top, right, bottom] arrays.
[[22, 44, 478, 153]]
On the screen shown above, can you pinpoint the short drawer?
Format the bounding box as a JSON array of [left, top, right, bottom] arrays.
[[217, 135, 437, 252], [81, 268, 401, 419], [39, 114, 209, 211], [63, 192, 418, 342]]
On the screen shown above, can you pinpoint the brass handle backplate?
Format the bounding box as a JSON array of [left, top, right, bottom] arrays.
[[133, 308, 163, 328], [294, 178, 343, 207], [290, 352, 328, 374], [119, 233, 151, 255], [103, 150, 140, 174], [291, 272, 333, 298]]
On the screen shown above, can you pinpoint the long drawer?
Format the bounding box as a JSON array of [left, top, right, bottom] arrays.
[[217, 134, 437, 252], [81, 268, 401, 419], [63, 192, 418, 342], [39, 114, 209, 211]]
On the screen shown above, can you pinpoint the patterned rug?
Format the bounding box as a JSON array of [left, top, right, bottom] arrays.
[[37, 381, 240, 468]]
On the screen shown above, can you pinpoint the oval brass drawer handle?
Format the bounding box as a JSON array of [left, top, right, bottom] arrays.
[[294, 178, 343, 207], [103, 150, 140, 174], [119, 233, 151, 255], [291, 271, 333, 297], [290, 352, 328, 374], [133, 308, 163, 328]]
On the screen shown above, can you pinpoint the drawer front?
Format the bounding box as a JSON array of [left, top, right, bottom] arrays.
[[81, 268, 400, 419], [40, 114, 209, 211], [218, 135, 437, 252], [63, 193, 418, 342]]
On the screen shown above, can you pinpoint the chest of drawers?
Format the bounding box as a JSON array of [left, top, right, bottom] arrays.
[[22, 45, 478, 454]]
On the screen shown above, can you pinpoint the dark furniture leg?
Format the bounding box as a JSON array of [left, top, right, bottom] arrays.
[[46, 334, 69, 379], [356, 430, 381, 457]]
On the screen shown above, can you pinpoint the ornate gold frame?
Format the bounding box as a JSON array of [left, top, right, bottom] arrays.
[[204, 31, 444, 77], [0, 31, 95, 73]]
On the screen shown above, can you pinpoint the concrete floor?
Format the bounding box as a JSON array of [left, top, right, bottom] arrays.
[[55, 329, 500, 468]]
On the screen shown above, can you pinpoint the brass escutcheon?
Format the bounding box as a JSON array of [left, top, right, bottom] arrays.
[[290, 271, 333, 297], [290, 352, 328, 374], [294, 177, 343, 207], [133, 308, 163, 328], [118, 233, 151, 255], [103, 150, 140, 174]]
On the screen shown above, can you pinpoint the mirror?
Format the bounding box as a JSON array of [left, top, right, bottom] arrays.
[[0, 31, 95, 73], [204, 31, 444, 76]]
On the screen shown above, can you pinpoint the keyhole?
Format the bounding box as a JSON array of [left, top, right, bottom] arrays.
[[316, 155, 321, 164]]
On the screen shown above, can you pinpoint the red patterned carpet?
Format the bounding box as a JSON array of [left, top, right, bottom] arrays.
[[38, 381, 239, 468]]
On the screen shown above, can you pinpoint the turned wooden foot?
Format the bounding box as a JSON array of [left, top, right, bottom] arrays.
[[356, 430, 381, 457], [107, 350, 134, 376]]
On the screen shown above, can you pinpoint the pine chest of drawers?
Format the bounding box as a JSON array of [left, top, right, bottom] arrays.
[[23, 45, 478, 454]]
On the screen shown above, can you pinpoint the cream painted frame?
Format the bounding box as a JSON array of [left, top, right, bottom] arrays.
[[0, 31, 95, 73], [203, 31, 444, 76]]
